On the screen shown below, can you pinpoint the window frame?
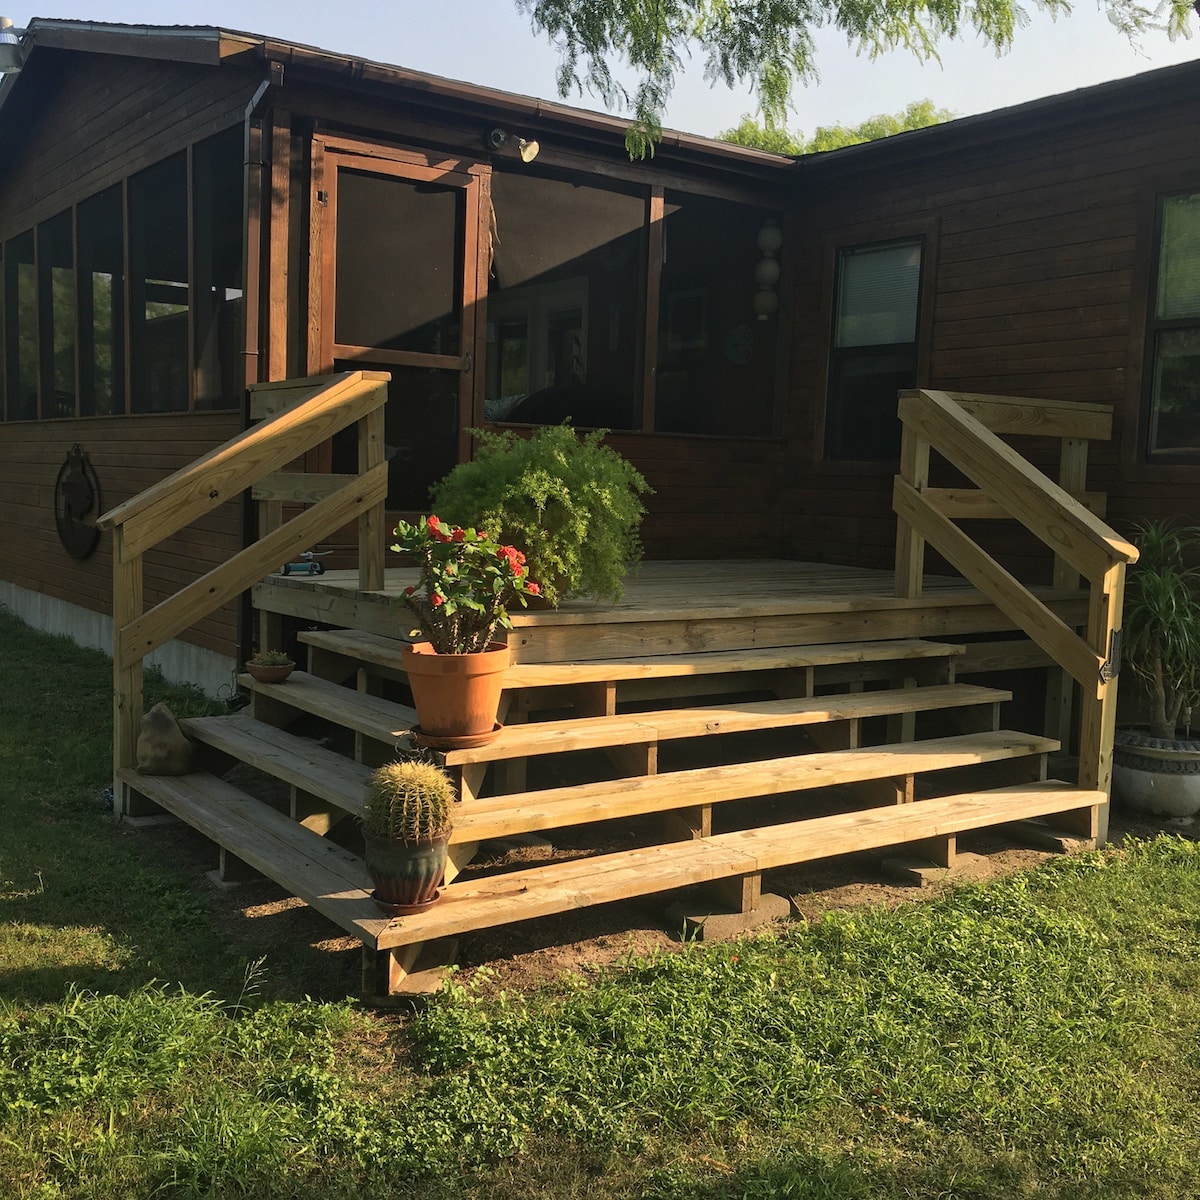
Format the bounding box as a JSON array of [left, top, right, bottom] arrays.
[[821, 232, 929, 464], [0, 126, 245, 423], [1141, 189, 1200, 464]]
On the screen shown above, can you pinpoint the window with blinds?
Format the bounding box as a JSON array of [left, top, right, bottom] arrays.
[[826, 238, 922, 460]]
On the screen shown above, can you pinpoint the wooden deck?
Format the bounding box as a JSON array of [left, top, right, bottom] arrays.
[[254, 559, 1089, 663]]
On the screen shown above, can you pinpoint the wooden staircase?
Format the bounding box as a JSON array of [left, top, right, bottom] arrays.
[[121, 630, 1104, 998], [99, 383, 1134, 1000]]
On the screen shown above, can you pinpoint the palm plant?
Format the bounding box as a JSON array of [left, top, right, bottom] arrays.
[[1123, 519, 1200, 739]]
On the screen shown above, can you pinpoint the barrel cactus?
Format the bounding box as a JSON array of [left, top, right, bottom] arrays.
[[362, 760, 455, 844]]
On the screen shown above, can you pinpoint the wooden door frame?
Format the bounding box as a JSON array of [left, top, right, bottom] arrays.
[[308, 134, 490, 468]]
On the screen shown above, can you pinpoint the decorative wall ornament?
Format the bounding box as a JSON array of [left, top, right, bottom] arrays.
[[54, 443, 102, 559], [753, 217, 784, 320]]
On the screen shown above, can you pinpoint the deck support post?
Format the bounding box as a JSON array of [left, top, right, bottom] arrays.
[[707, 871, 762, 915]]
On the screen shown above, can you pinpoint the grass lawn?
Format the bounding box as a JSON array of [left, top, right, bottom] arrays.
[[2, 607, 1200, 1199]]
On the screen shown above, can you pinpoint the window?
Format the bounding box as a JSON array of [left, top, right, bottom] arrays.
[[77, 185, 125, 416], [486, 169, 644, 430], [129, 152, 190, 413], [654, 193, 779, 436], [826, 238, 923, 460], [1146, 192, 1200, 457], [1, 131, 245, 423], [38, 210, 76, 418], [192, 126, 246, 410]]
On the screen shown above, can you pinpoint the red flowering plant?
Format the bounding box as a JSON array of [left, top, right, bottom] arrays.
[[390, 515, 541, 655]]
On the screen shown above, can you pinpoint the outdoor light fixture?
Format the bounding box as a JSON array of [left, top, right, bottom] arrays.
[[753, 217, 784, 320], [0, 17, 26, 74], [486, 127, 540, 163]]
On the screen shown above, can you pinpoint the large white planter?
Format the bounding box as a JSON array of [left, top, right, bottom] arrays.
[[1113, 728, 1200, 818]]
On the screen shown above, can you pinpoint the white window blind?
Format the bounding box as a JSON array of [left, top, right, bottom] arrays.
[[835, 240, 922, 348], [1157, 193, 1200, 321]]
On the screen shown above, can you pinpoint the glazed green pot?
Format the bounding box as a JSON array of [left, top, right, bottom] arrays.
[[364, 834, 449, 914]]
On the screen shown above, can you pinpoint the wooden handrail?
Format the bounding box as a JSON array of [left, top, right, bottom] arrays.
[[892, 387, 1133, 843], [97, 371, 390, 560], [929, 390, 1113, 441], [897, 390, 1137, 582], [104, 370, 390, 820]]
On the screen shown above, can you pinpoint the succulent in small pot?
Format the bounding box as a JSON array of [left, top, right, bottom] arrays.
[[361, 759, 456, 914], [245, 649, 295, 683]]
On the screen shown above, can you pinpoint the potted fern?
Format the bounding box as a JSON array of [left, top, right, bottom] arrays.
[[430, 424, 651, 607], [362, 758, 456, 914], [1114, 518, 1200, 817]]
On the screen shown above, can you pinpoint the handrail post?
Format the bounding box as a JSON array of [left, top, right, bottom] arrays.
[[112, 526, 144, 819], [1044, 437, 1089, 746], [358, 398, 386, 591], [1070, 562, 1126, 844], [894, 411, 930, 600]]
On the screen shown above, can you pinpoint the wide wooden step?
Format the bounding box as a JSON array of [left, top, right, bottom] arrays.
[[298, 628, 966, 688], [445, 682, 1010, 765], [116, 766, 390, 947], [181, 712, 372, 818], [378, 781, 1103, 949], [239, 670, 417, 742], [450, 729, 1059, 843]]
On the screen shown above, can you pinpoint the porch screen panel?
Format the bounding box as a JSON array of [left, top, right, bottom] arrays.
[[334, 170, 463, 356], [486, 169, 643, 430], [192, 126, 245, 410], [654, 193, 779, 436], [826, 239, 922, 461], [129, 152, 189, 413], [77, 185, 125, 417], [38, 210, 76, 419], [1147, 193, 1200, 456], [2, 230, 37, 421]]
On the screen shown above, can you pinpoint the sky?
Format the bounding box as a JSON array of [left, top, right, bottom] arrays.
[[5, 1, 1198, 139]]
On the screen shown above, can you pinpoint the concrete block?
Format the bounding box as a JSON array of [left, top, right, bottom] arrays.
[[664, 891, 792, 941]]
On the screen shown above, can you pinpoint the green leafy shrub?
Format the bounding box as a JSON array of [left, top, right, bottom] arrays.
[[431, 425, 652, 606], [1124, 518, 1200, 737]]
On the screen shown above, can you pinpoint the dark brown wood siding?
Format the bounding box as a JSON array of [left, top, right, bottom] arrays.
[[779, 67, 1200, 573], [0, 413, 243, 655], [0, 48, 260, 236]]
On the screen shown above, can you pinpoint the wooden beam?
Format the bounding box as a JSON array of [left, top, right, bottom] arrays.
[[894, 422, 929, 598], [641, 187, 664, 432], [253, 471, 362, 502], [267, 109, 291, 381], [111, 525, 143, 818], [359, 405, 387, 591], [926, 391, 1114, 441], [925, 487, 1106, 520]]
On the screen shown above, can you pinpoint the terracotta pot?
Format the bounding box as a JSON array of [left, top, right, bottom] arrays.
[[401, 641, 509, 740], [1113, 727, 1200, 818], [245, 660, 295, 683], [364, 834, 448, 914]]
